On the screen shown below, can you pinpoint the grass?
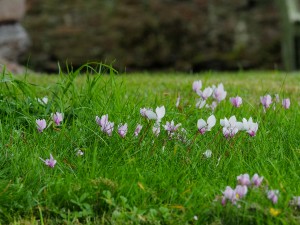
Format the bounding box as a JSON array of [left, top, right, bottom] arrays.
[[1, 64, 300, 224]]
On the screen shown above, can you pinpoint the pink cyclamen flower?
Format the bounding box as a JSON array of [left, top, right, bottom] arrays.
[[197, 115, 216, 134], [282, 98, 290, 109], [267, 190, 279, 204], [140, 108, 148, 118], [235, 185, 248, 199], [52, 112, 63, 126], [251, 173, 263, 187], [192, 80, 202, 92], [242, 117, 258, 137], [260, 95, 272, 109], [237, 173, 251, 186], [230, 96, 242, 108], [164, 120, 181, 137], [95, 114, 114, 136], [40, 154, 57, 168], [36, 119, 47, 133], [118, 123, 128, 138], [197, 87, 213, 100], [140, 106, 165, 123], [222, 186, 237, 205], [220, 116, 243, 138], [134, 124, 143, 137], [213, 83, 227, 102]]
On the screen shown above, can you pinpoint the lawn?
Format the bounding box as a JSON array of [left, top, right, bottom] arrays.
[[1, 64, 300, 224]]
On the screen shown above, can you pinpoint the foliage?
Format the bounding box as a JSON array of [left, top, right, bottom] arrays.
[[1, 64, 300, 224]]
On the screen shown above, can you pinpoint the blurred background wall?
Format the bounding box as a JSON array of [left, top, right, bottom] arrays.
[[18, 0, 281, 72]]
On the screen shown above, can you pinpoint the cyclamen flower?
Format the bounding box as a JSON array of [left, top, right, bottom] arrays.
[[282, 98, 290, 109], [36, 119, 47, 133], [260, 95, 272, 109], [237, 173, 251, 186], [220, 116, 243, 138], [197, 115, 216, 134], [242, 117, 258, 137], [251, 173, 263, 187], [164, 120, 181, 137], [267, 190, 279, 204], [96, 114, 114, 136], [213, 83, 227, 102], [140, 106, 165, 122], [222, 186, 237, 205], [155, 106, 165, 123], [134, 124, 142, 137], [230, 96, 242, 108], [192, 80, 202, 92], [118, 123, 128, 138], [197, 87, 213, 100], [52, 112, 63, 126], [40, 154, 56, 168], [235, 185, 248, 199], [140, 108, 150, 118]]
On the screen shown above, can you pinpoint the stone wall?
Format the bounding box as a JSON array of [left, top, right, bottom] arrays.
[[22, 0, 281, 72], [0, 0, 30, 73]]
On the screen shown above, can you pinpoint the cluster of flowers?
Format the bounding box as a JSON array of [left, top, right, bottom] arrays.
[[36, 81, 290, 171], [221, 173, 268, 206], [193, 81, 291, 111], [260, 94, 290, 111], [36, 112, 63, 132], [193, 81, 227, 110], [220, 173, 300, 214], [198, 115, 258, 138]]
